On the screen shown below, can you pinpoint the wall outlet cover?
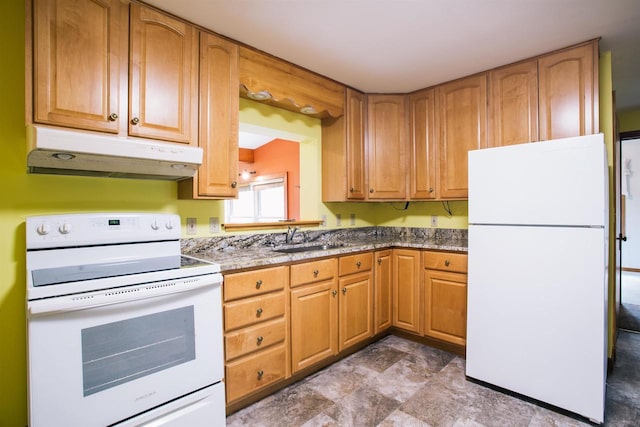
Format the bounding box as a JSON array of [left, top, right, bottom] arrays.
[[186, 217, 197, 235], [209, 217, 220, 233], [321, 214, 327, 227], [431, 215, 438, 227], [336, 213, 342, 226], [350, 213, 356, 226]]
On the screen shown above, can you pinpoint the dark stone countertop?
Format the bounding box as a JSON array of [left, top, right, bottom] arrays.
[[181, 227, 467, 273]]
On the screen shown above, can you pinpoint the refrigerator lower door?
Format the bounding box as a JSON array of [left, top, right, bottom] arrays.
[[466, 225, 607, 423]]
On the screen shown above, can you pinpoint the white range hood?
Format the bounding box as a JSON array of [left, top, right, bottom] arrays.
[[26, 125, 203, 180]]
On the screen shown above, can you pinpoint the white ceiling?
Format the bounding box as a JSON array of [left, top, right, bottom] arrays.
[[146, 0, 640, 111]]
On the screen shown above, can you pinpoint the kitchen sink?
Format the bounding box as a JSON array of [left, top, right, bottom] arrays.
[[272, 243, 345, 254]]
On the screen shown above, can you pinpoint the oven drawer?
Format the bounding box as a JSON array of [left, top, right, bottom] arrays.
[[224, 291, 285, 331], [224, 266, 288, 302], [225, 317, 286, 361], [290, 258, 337, 288], [225, 343, 286, 403], [339, 252, 373, 276]]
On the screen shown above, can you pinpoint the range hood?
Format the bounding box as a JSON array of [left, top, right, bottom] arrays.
[[27, 125, 203, 180]]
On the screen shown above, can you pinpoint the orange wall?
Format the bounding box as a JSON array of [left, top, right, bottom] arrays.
[[239, 139, 300, 219]]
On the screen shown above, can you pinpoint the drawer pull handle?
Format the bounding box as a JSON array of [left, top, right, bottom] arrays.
[[445, 260, 450, 267], [332, 290, 337, 297], [256, 307, 263, 317], [256, 279, 263, 289], [257, 336, 264, 345], [257, 370, 264, 380], [342, 287, 347, 295], [356, 261, 361, 268], [313, 269, 319, 277]]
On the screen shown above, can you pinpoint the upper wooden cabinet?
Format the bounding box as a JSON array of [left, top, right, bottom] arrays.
[[538, 41, 598, 140], [409, 88, 437, 199], [129, 5, 198, 144], [488, 60, 539, 147], [239, 47, 344, 119], [437, 74, 488, 199], [178, 32, 239, 199], [322, 89, 366, 201], [367, 94, 408, 200], [33, 0, 122, 133]]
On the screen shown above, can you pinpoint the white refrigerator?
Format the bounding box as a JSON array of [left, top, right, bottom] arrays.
[[466, 133, 608, 424]]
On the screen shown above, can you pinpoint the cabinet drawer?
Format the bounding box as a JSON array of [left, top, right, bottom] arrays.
[[224, 292, 285, 331], [224, 266, 288, 302], [225, 317, 286, 361], [422, 251, 468, 273], [290, 258, 337, 288], [225, 343, 286, 403], [339, 252, 373, 276]]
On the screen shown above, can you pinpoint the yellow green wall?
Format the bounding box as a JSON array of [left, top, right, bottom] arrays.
[[618, 109, 640, 132]]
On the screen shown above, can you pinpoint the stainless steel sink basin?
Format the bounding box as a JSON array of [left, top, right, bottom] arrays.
[[272, 243, 345, 254]]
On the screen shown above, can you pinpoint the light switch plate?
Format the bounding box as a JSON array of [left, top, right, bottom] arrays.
[[209, 217, 220, 233], [186, 217, 197, 235], [350, 213, 356, 226], [336, 213, 342, 226]]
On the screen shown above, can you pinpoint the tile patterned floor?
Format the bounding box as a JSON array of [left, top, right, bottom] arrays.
[[227, 331, 640, 426]]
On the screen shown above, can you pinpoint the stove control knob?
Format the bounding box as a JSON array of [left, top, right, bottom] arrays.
[[59, 223, 72, 235], [150, 220, 160, 231], [165, 220, 174, 230], [36, 223, 51, 236]]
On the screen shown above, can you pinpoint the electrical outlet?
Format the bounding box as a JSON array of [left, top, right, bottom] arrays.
[[321, 214, 327, 227], [209, 217, 220, 233], [430, 215, 438, 227], [186, 217, 197, 235], [336, 213, 342, 227], [350, 213, 356, 226]]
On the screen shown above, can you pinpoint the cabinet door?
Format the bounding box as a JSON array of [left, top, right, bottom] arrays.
[[290, 280, 338, 373], [129, 5, 198, 144], [437, 74, 487, 199], [423, 269, 467, 346], [409, 88, 437, 199], [538, 41, 598, 140], [374, 250, 392, 333], [346, 89, 367, 200], [392, 249, 421, 333], [367, 95, 408, 199], [339, 272, 373, 351], [33, 0, 121, 133], [196, 32, 239, 198], [488, 60, 538, 147]]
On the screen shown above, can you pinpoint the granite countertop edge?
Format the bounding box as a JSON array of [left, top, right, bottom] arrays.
[[186, 238, 467, 273]]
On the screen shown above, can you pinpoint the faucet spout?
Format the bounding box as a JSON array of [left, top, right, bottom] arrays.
[[285, 226, 299, 244]]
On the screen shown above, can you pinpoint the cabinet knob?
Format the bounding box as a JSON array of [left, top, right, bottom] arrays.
[[257, 336, 264, 345], [350, 187, 355, 193], [429, 187, 434, 193], [377, 258, 382, 265], [256, 307, 263, 316], [108, 113, 118, 121], [369, 188, 374, 193], [356, 261, 361, 268], [257, 370, 264, 380], [445, 260, 450, 267], [256, 279, 263, 289], [231, 181, 238, 188], [313, 269, 319, 277], [130, 117, 140, 125], [342, 287, 347, 295], [332, 290, 337, 297]]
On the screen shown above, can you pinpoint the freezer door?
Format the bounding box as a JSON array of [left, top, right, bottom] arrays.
[[466, 225, 607, 423], [468, 134, 607, 226]]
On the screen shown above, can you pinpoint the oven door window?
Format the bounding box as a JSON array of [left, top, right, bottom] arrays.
[[81, 306, 195, 396]]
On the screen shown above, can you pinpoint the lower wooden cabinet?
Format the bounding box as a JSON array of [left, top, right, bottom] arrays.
[[338, 253, 374, 351], [392, 249, 421, 333], [422, 251, 468, 346], [290, 279, 339, 373], [223, 266, 289, 404], [374, 250, 392, 333]]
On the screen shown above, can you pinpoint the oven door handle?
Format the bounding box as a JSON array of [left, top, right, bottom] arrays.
[[28, 276, 221, 316]]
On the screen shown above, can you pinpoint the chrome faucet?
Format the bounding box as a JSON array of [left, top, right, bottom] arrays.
[[285, 226, 299, 244]]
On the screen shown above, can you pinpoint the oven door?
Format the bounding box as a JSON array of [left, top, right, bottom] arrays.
[[27, 275, 223, 427]]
